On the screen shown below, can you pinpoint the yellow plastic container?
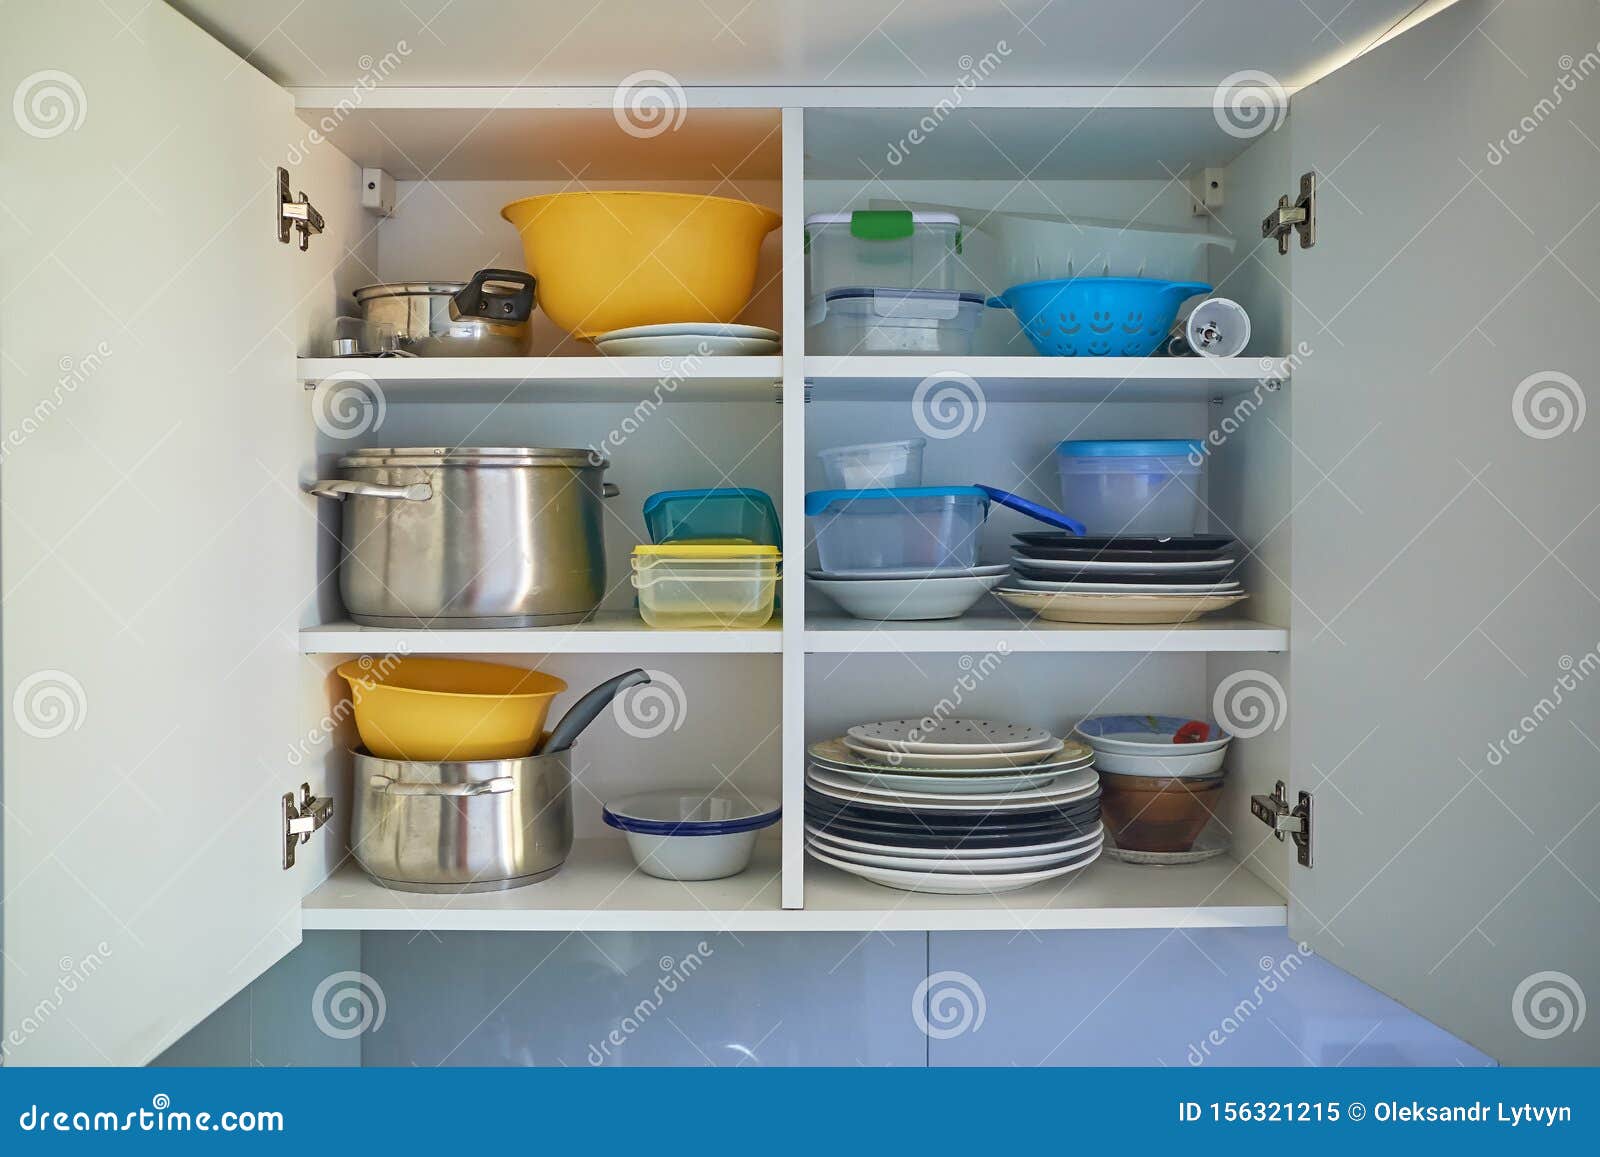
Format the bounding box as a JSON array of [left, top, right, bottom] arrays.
[[630, 544, 780, 629], [337, 657, 567, 761], [500, 191, 781, 339]]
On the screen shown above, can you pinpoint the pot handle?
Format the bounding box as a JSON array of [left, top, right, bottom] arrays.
[[451, 268, 537, 323], [305, 480, 433, 501], [368, 775, 515, 797], [602, 482, 621, 498]]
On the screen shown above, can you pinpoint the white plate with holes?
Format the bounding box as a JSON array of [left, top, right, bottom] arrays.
[[842, 735, 1066, 768], [808, 737, 1093, 777], [805, 841, 1104, 894], [847, 717, 1054, 754]]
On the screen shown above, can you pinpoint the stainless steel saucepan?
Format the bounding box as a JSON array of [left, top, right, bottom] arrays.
[[351, 268, 537, 356]]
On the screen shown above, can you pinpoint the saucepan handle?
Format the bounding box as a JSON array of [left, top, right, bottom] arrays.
[[305, 480, 433, 501], [367, 775, 514, 797]]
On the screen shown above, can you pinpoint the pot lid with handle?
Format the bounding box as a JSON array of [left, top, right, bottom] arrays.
[[336, 446, 608, 469]]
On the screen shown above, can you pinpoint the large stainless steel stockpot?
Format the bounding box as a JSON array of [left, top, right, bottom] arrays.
[[350, 747, 573, 892], [351, 269, 537, 356], [307, 447, 618, 628]]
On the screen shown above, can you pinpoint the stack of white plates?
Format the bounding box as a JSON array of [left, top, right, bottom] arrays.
[[806, 564, 1009, 621], [804, 718, 1103, 894], [594, 323, 780, 356]]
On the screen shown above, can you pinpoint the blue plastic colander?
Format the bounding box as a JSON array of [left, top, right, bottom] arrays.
[[988, 277, 1211, 357]]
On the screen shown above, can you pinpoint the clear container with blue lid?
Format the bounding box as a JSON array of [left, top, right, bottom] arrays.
[[805, 485, 990, 573], [1054, 439, 1204, 535]]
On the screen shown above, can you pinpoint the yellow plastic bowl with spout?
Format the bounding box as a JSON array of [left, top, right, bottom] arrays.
[[500, 191, 781, 339], [337, 657, 568, 761]]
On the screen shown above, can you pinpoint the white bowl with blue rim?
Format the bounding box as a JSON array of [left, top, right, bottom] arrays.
[[603, 790, 781, 880], [1073, 713, 1232, 774]]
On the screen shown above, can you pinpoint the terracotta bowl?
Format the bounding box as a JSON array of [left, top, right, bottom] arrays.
[[1099, 775, 1223, 853]]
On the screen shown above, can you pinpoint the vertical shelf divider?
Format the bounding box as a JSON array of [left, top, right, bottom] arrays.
[[779, 106, 807, 909]]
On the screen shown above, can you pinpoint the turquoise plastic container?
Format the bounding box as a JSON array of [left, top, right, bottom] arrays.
[[642, 488, 781, 546]]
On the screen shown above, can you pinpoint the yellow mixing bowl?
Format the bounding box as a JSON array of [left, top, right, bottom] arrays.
[[337, 657, 568, 761], [500, 191, 780, 339]]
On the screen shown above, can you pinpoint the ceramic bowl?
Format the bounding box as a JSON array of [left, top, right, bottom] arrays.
[[1097, 775, 1222, 852], [603, 790, 779, 881], [1090, 746, 1227, 778], [807, 572, 1006, 621]]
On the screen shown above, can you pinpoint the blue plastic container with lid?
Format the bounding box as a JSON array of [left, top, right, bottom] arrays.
[[1055, 439, 1205, 534], [641, 487, 781, 546], [805, 485, 990, 573]]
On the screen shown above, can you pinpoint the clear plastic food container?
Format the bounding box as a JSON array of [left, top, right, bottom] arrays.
[[631, 544, 780, 629], [805, 210, 963, 297], [807, 287, 984, 355], [805, 486, 989, 573], [816, 438, 926, 489], [1055, 440, 1204, 534]]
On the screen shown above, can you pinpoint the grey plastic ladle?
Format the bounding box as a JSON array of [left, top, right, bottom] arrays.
[[538, 669, 652, 753]]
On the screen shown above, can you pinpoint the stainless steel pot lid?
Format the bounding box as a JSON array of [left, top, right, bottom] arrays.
[[336, 446, 606, 468], [352, 281, 470, 301]]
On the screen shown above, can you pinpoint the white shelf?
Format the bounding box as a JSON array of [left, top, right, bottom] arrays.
[[299, 843, 1285, 932], [300, 614, 782, 655], [805, 356, 1289, 403], [801, 854, 1286, 931], [804, 610, 1286, 654], [302, 840, 783, 932], [297, 356, 782, 403]]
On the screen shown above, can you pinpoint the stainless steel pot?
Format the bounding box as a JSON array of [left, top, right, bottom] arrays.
[[307, 447, 619, 628], [350, 747, 573, 892], [352, 268, 536, 356]]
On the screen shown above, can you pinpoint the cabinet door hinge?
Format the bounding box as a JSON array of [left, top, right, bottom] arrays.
[[277, 166, 324, 251], [1261, 171, 1316, 255], [1250, 780, 1312, 867], [282, 783, 333, 869]]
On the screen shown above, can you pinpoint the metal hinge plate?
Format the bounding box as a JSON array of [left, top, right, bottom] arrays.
[[277, 166, 325, 251], [1250, 779, 1313, 867], [1261, 171, 1316, 255], [282, 782, 333, 869]]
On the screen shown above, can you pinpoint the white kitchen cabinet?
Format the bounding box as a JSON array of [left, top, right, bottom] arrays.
[[3, 0, 1595, 1068]]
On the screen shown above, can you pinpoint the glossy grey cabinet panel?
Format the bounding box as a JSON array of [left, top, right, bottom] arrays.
[[927, 928, 1492, 1067], [359, 931, 926, 1066]]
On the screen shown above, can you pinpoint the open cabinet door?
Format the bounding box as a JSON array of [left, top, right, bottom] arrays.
[[1, 3, 359, 1063], [1287, 0, 1600, 1064]]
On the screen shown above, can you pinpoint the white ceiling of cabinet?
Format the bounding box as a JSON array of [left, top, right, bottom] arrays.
[[172, 0, 1425, 89]]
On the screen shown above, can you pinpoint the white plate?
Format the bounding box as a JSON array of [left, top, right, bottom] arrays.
[[805, 769, 1100, 811], [994, 588, 1248, 624], [807, 764, 1099, 806], [847, 718, 1054, 754], [813, 763, 1069, 794], [1013, 577, 1243, 595], [805, 822, 1104, 859], [806, 842, 1103, 894], [807, 563, 1012, 581], [842, 735, 1065, 768], [597, 334, 779, 356], [806, 835, 1100, 874], [808, 737, 1093, 776], [808, 573, 1004, 621], [1012, 555, 1236, 574], [596, 323, 781, 341]]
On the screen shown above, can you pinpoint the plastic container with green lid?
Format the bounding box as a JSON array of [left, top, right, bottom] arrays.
[[804, 210, 963, 298]]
